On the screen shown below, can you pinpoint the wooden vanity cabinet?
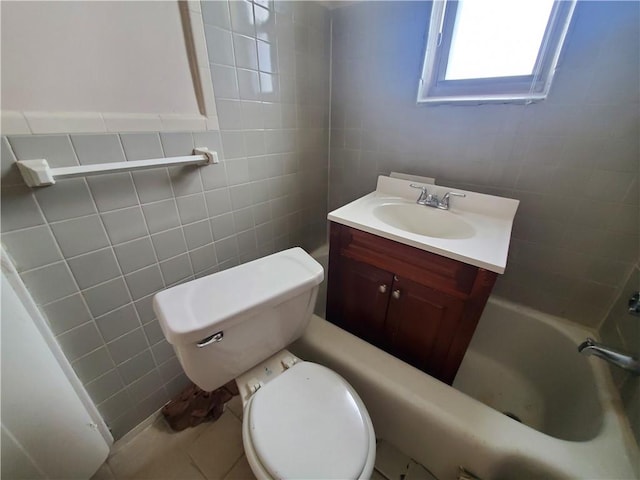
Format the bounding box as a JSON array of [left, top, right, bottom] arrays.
[[326, 222, 498, 385]]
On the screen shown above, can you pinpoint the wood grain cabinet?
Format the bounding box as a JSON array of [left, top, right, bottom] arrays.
[[326, 222, 498, 385]]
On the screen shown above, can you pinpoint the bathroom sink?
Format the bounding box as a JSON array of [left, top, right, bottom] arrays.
[[373, 203, 475, 239], [327, 176, 520, 273]]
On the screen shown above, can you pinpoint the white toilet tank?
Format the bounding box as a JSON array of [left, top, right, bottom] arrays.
[[153, 248, 324, 391]]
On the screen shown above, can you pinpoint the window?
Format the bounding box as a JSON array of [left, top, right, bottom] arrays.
[[417, 0, 576, 104]]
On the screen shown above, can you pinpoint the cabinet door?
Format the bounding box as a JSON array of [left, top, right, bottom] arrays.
[[328, 257, 393, 349], [384, 276, 465, 381]]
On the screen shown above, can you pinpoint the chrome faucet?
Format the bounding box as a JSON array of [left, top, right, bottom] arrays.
[[410, 184, 466, 210], [578, 338, 640, 374], [410, 184, 431, 204]]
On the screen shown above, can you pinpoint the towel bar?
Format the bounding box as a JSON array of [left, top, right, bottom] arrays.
[[16, 147, 218, 187]]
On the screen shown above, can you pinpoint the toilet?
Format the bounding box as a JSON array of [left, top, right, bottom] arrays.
[[153, 247, 376, 479]]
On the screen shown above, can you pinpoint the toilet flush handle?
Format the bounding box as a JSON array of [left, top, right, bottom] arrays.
[[196, 331, 224, 348]]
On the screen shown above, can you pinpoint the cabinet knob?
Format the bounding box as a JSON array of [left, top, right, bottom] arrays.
[[378, 284, 388, 293], [392, 289, 401, 299]]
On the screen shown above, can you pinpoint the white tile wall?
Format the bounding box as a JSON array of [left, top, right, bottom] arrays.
[[1, 0, 330, 440], [599, 265, 639, 445]]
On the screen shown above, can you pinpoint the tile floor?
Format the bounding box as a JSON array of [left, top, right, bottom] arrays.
[[92, 396, 250, 480], [92, 395, 435, 480]]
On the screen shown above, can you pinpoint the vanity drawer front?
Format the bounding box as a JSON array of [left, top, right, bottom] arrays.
[[333, 223, 477, 296]]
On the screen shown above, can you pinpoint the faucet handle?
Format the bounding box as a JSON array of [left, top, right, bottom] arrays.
[[409, 184, 430, 204], [443, 191, 466, 199], [439, 191, 466, 209]]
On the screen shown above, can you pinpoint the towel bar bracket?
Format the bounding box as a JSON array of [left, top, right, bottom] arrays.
[[194, 147, 218, 165], [17, 159, 54, 187]]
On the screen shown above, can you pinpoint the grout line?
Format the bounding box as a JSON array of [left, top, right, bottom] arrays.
[[81, 171, 154, 390], [66, 133, 82, 166], [163, 136, 199, 284], [22, 184, 247, 234], [85, 365, 133, 391], [189, 451, 211, 480], [129, 145, 169, 294], [50, 317, 94, 340], [219, 453, 245, 480], [71, 343, 111, 367], [198, 172, 222, 269], [28, 186, 116, 356]]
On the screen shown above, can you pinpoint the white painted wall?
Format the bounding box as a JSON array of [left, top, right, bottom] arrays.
[[1, 1, 199, 115], [1, 253, 112, 479]]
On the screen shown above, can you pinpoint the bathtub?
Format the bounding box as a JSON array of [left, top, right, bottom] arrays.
[[292, 289, 639, 478], [453, 298, 605, 442], [310, 243, 329, 318]]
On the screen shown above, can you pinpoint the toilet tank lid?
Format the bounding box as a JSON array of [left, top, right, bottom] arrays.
[[153, 247, 324, 346]]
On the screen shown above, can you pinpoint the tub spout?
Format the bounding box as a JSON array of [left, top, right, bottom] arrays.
[[578, 338, 640, 375]]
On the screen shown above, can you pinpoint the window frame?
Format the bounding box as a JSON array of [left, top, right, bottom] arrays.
[[417, 0, 577, 105]]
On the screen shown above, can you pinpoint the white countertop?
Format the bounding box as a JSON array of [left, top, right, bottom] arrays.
[[327, 176, 519, 274]]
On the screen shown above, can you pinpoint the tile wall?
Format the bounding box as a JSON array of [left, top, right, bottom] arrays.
[[0, 0, 329, 439], [599, 265, 639, 445], [329, 1, 639, 328]]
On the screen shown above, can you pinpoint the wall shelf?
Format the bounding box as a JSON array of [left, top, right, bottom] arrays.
[[16, 148, 218, 187]]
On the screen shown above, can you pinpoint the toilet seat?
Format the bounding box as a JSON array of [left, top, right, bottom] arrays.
[[243, 362, 375, 479]]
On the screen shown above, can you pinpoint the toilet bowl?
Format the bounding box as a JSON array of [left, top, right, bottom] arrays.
[[153, 248, 376, 479]]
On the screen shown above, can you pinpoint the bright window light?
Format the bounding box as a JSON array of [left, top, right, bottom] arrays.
[[446, 0, 555, 80], [417, 0, 576, 104]]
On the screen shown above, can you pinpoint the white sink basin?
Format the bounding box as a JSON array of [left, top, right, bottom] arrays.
[[327, 176, 520, 273], [373, 203, 475, 239]]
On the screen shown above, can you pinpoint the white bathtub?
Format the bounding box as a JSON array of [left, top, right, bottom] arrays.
[[453, 298, 604, 442], [310, 244, 329, 318], [292, 295, 639, 479]]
